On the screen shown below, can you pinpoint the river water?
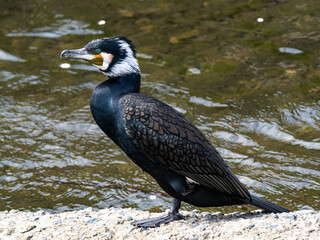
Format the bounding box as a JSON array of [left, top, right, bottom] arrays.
[[0, 0, 319, 213]]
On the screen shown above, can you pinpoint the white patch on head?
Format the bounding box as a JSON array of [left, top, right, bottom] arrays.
[[94, 52, 114, 71], [106, 38, 140, 77]]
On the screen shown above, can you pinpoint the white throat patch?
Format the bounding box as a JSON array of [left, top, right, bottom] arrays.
[[94, 52, 114, 71], [106, 39, 140, 77]]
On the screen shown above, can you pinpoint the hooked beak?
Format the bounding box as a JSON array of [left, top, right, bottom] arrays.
[[60, 48, 103, 65], [60, 48, 89, 59]]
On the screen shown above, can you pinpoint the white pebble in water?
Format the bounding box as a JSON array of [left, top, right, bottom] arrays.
[[98, 20, 106, 25], [60, 63, 71, 69], [257, 17, 264, 22]]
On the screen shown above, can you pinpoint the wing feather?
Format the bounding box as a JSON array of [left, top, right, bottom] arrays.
[[120, 93, 251, 200]]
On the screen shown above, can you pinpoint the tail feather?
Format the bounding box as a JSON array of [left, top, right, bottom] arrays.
[[247, 195, 291, 213]]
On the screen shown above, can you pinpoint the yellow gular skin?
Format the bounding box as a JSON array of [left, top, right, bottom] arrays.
[[90, 54, 103, 66]]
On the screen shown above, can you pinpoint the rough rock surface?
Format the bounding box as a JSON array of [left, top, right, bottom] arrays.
[[0, 208, 319, 240]]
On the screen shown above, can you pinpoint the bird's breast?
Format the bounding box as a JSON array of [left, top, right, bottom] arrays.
[[90, 86, 119, 139]]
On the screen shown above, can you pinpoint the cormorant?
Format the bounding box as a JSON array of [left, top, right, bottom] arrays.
[[60, 37, 290, 227]]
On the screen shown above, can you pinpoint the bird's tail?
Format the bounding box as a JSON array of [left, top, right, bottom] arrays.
[[247, 195, 291, 213]]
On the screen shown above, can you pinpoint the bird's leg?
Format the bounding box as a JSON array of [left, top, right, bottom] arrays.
[[131, 198, 185, 228]]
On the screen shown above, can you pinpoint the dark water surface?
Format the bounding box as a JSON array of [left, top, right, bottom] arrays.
[[0, 0, 319, 213]]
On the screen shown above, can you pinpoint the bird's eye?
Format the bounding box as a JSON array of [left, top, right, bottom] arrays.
[[95, 49, 101, 54]]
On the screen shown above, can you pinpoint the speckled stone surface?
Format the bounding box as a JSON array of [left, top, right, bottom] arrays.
[[0, 208, 319, 240]]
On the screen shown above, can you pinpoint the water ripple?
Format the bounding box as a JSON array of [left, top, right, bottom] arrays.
[[7, 19, 103, 38], [0, 49, 26, 62], [213, 131, 259, 147], [280, 102, 320, 129], [189, 96, 228, 107]]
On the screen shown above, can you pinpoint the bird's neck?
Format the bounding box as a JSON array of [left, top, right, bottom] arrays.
[[90, 73, 141, 140], [92, 73, 141, 104], [106, 73, 141, 94]]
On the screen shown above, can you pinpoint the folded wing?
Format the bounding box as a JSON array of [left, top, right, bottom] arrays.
[[120, 93, 251, 200]]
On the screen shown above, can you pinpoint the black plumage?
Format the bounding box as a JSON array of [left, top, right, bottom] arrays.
[[121, 93, 250, 200], [61, 37, 290, 228]]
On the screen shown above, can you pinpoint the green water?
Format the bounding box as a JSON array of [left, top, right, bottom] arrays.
[[0, 0, 319, 213]]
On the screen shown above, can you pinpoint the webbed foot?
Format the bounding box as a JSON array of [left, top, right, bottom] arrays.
[[131, 211, 185, 228]]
